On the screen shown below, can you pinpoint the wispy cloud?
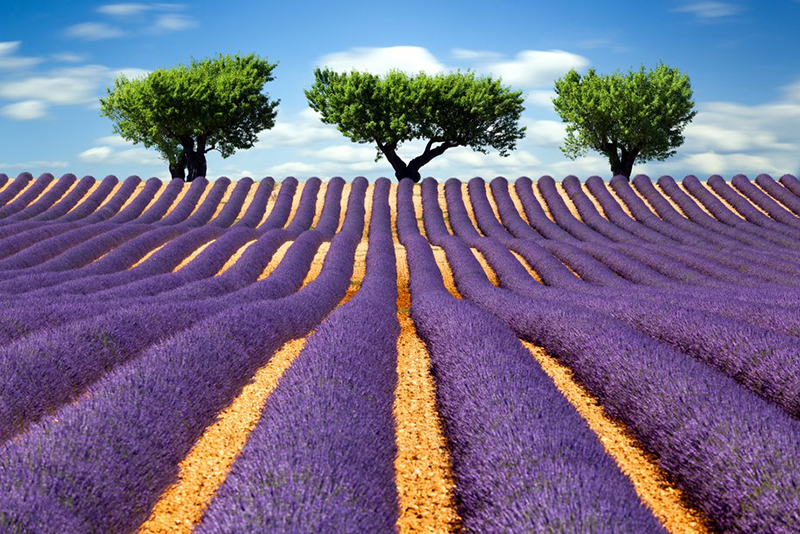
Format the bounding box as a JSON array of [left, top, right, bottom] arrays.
[[0, 64, 149, 120], [67, 3, 197, 40], [97, 3, 152, 16], [78, 145, 164, 165], [152, 13, 197, 31], [64, 22, 126, 40], [316, 46, 447, 75], [474, 50, 590, 87], [673, 2, 744, 20], [0, 41, 43, 70], [1, 100, 48, 120], [0, 160, 70, 170], [255, 109, 346, 147], [451, 48, 504, 61], [51, 52, 86, 63]]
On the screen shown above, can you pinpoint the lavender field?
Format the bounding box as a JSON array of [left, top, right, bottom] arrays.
[[0, 171, 798, 533]]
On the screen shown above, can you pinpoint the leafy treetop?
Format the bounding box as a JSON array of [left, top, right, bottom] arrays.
[[552, 63, 697, 179], [100, 53, 279, 181], [305, 68, 526, 182]]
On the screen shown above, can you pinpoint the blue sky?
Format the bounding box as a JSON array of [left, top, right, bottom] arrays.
[[1, 0, 799, 181]]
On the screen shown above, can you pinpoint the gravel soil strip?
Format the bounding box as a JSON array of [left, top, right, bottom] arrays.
[[312, 180, 328, 225], [256, 240, 294, 280], [140, 235, 370, 532], [520, 341, 712, 534], [531, 179, 557, 222], [394, 246, 460, 532], [460, 182, 483, 236], [509, 250, 545, 283], [137, 337, 309, 533], [507, 180, 532, 225], [158, 182, 189, 219], [172, 240, 216, 271], [215, 239, 258, 276], [556, 181, 587, 219], [337, 183, 351, 233]]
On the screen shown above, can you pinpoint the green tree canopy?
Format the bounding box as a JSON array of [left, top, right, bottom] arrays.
[[100, 53, 279, 181], [305, 69, 526, 182], [552, 63, 697, 179]]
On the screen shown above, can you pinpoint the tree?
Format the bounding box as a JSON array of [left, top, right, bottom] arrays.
[[100, 53, 279, 181], [305, 69, 526, 182], [552, 63, 697, 179]]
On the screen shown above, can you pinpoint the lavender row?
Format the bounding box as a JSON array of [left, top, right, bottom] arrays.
[[487, 176, 543, 239], [152, 176, 208, 225], [258, 176, 298, 230], [756, 174, 800, 216], [443, 177, 482, 241], [0, 172, 54, 219], [0, 176, 366, 351], [779, 173, 800, 197], [0, 215, 363, 532], [199, 178, 398, 532], [682, 174, 799, 249], [398, 222, 662, 531], [731, 174, 800, 230], [474, 237, 800, 415], [7, 173, 76, 221], [231, 176, 274, 228], [466, 176, 515, 241], [610, 175, 739, 248], [105, 177, 162, 224], [440, 234, 800, 532], [709, 174, 800, 238], [584, 175, 702, 246], [513, 176, 577, 241], [133, 178, 184, 224], [537, 175, 611, 242], [206, 177, 252, 228], [560, 175, 645, 243], [0, 172, 32, 210]]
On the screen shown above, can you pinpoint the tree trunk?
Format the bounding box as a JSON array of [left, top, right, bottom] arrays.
[[393, 165, 421, 183], [169, 151, 187, 180], [185, 150, 207, 182], [610, 148, 636, 179]]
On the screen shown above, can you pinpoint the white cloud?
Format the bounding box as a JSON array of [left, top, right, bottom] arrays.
[[95, 135, 135, 147], [299, 144, 377, 163], [782, 80, 800, 103], [64, 22, 126, 40], [256, 108, 342, 147], [0, 160, 69, 170], [0, 65, 147, 108], [97, 3, 152, 16], [526, 90, 556, 107], [79, 145, 164, 165], [478, 50, 590, 87], [674, 2, 743, 19], [316, 46, 447, 75], [112, 67, 151, 80], [0, 41, 42, 70], [451, 48, 504, 61], [522, 119, 566, 147], [1, 100, 48, 120], [676, 152, 778, 175], [152, 13, 196, 31], [684, 100, 800, 153], [547, 155, 611, 178], [51, 53, 86, 63]]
